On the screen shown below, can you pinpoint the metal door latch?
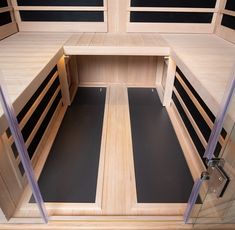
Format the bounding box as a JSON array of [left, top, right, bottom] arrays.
[[206, 158, 230, 198]]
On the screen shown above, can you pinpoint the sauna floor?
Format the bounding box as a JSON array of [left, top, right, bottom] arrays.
[[31, 87, 106, 202], [28, 85, 194, 215]]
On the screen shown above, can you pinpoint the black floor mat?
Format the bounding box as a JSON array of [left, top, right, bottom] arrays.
[[128, 88, 194, 203], [30, 87, 106, 203]]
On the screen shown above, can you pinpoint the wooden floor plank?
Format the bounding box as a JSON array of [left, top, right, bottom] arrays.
[[102, 85, 135, 215]]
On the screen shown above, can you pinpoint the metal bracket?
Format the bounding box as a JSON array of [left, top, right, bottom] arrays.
[[206, 158, 229, 198], [206, 158, 225, 168]]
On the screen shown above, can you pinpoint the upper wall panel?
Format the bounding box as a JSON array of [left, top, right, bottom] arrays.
[[12, 0, 107, 32], [4, 0, 234, 35], [127, 0, 219, 33]]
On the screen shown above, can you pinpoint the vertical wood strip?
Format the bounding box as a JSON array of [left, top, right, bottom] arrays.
[[163, 57, 176, 107], [57, 56, 71, 106]]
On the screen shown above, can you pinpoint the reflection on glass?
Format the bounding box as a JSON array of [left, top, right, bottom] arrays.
[[193, 73, 235, 225]]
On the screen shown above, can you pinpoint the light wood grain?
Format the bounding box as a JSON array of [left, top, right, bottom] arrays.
[[0, 174, 15, 220], [108, 0, 127, 32], [7, 72, 59, 143], [1, 219, 235, 230], [1, 134, 24, 190], [0, 32, 71, 134], [14, 6, 106, 11], [0, 6, 12, 13], [76, 56, 158, 85], [11, 85, 192, 219], [64, 33, 170, 56], [167, 103, 205, 182], [65, 56, 79, 103], [0, 16, 234, 227], [24, 87, 61, 149], [0, 135, 24, 219], [10, 0, 107, 33], [14, 87, 108, 217], [216, 25, 235, 44], [162, 34, 235, 124], [128, 7, 218, 13], [0, 22, 18, 41], [175, 72, 225, 146], [18, 22, 107, 33], [222, 9, 235, 17], [57, 56, 71, 106], [163, 57, 176, 106], [102, 85, 135, 215], [155, 57, 165, 85], [173, 88, 207, 148], [127, 23, 215, 33]]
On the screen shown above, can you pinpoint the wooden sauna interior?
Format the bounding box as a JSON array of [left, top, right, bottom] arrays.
[[0, 0, 235, 229]]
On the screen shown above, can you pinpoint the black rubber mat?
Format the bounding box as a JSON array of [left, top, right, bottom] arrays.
[[128, 88, 194, 203], [31, 87, 106, 203]]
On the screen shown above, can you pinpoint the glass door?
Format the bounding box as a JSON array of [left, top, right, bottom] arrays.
[[195, 124, 235, 224], [0, 74, 48, 223], [184, 66, 235, 225]]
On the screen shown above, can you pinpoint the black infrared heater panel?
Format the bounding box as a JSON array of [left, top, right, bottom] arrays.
[[0, 12, 12, 26], [17, 0, 103, 6], [221, 14, 235, 30], [131, 0, 216, 8], [130, 12, 213, 23], [0, 0, 8, 7], [20, 11, 104, 22], [173, 69, 226, 165], [225, 0, 235, 11]]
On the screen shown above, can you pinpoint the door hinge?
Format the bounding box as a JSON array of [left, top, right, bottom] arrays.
[[206, 158, 230, 198]]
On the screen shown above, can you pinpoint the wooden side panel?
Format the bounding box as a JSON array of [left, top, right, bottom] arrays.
[[65, 56, 79, 103], [163, 57, 176, 106], [0, 136, 23, 209], [57, 56, 71, 106], [0, 23, 18, 40], [77, 56, 158, 86], [0, 175, 15, 220], [0, 59, 67, 220], [216, 25, 235, 44]]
